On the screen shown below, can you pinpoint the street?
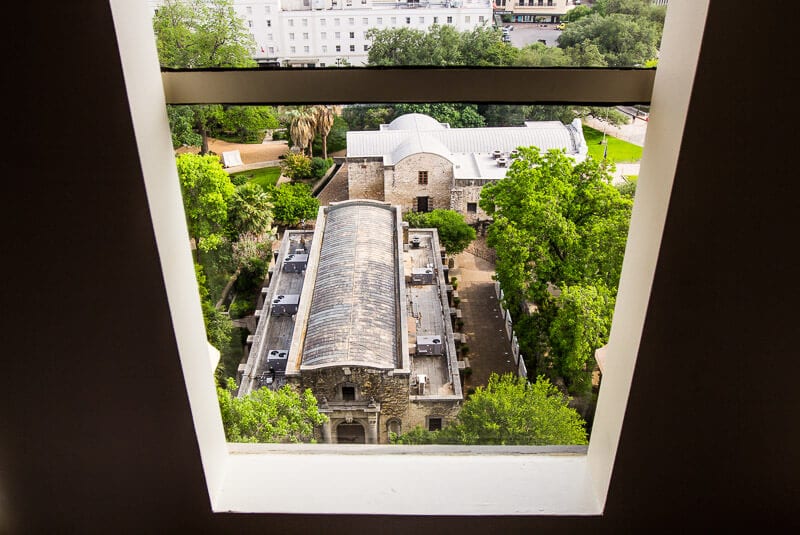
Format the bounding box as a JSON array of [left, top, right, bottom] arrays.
[[505, 22, 564, 48]]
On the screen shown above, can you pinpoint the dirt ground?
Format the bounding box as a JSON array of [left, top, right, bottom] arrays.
[[175, 137, 289, 165]]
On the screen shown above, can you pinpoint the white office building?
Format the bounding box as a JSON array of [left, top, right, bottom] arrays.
[[151, 0, 494, 67]]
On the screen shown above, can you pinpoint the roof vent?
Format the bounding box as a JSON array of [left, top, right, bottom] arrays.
[[497, 157, 508, 167], [492, 149, 502, 159]]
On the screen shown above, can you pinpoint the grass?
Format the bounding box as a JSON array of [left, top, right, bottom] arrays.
[[230, 166, 282, 190], [582, 125, 643, 163]]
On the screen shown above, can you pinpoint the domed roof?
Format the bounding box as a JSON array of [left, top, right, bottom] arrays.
[[385, 113, 447, 132], [388, 133, 454, 165]]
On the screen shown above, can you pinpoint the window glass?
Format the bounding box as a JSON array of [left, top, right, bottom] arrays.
[[165, 101, 644, 446]]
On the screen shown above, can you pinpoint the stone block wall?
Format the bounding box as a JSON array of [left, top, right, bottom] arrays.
[[347, 159, 385, 201], [385, 154, 453, 213], [450, 185, 491, 224]]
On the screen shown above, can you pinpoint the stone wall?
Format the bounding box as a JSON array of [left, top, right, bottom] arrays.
[[385, 153, 453, 213], [450, 184, 491, 224], [403, 398, 462, 436], [347, 159, 385, 201]]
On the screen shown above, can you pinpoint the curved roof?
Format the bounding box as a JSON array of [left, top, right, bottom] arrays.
[[389, 133, 455, 166], [302, 202, 398, 370], [384, 113, 447, 131]]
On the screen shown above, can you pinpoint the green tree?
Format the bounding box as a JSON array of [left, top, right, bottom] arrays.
[[512, 43, 569, 67], [176, 153, 235, 252], [217, 378, 328, 443], [216, 106, 280, 144], [268, 183, 320, 227], [227, 182, 274, 238], [548, 283, 615, 392], [404, 209, 476, 256], [341, 105, 394, 131], [557, 12, 663, 67], [392, 104, 485, 128], [480, 148, 631, 386], [393, 374, 588, 445], [153, 0, 256, 152]]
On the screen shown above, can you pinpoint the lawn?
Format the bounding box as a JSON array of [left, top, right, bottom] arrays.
[[582, 125, 643, 163], [229, 166, 282, 190]]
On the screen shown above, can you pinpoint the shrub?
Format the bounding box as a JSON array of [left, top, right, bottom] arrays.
[[281, 152, 313, 179], [228, 299, 254, 319], [310, 157, 334, 179], [453, 296, 461, 307], [460, 345, 470, 356]]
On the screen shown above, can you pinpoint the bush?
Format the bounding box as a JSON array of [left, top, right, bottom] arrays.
[[229, 173, 249, 186], [310, 157, 334, 179], [453, 296, 461, 307], [460, 345, 470, 356], [281, 152, 313, 179], [228, 298, 255, 319]]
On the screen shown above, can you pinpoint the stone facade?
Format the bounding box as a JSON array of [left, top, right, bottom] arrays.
[[346, 158, 384, 201], [385, 153, 454, 214], [450, 182, 493, 225]]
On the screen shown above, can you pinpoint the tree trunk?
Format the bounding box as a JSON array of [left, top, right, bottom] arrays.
[[322, 133, 328, 160], [200, 127, 210, 155]]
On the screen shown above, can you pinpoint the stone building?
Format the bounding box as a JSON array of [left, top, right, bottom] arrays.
[[346, 112, 588, 223], [239, 200, 462, 443]]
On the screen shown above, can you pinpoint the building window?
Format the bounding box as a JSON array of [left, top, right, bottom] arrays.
[[288, 19, 294, 27], [447, 16, 453, 24], [467, 202, 477, 213], [419, 17, 425, 24], [335, 32, 341, 39], [418, 171, 428, 185], [303, 32, 309, 40], [391, 17, 396, 24], [321, 32, 327, 39], [427, 417, 443, 432], [416, 196, 429, 212], [479, 16, 485, 23], [377, 17, 383, 24], [342, 385, 356, 401], [321, 19, 327, 26], [266, 19, 271, 27], [267, 33, 273, 41], [302, 18, 308, 26], [387, 419, 401, 437], [349, 17, 355, 25], [304, 46, 310, 53], [247, 20, 252, 28], [335, 45, 341, 52], [349, 32, 355, 39], [465, 16, 471, 23], [290, 46, 296, 53], [433, 16, 438, 23], [265, 6, 271, 13], [363, 44, 369, 51], [322, 45, 328, 52], [268, 46, 274, 53], [289, 33, 295, 40], [335, 18, 340, 26], [406, 17, 411, 24], [363, 17, 368, 25], [349, 44, 355, 52]]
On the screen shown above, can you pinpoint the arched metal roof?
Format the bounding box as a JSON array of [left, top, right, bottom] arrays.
[[383, 113, 447, 132], [301, 202, 398, 370]]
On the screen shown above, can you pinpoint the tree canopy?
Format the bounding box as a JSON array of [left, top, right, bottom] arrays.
[[403, 209, 476, 256], [217, 378, 328, 443], [480, 148, 631, 392], [393, 373, 588, 446], [176, 153, 235, 252], [557, 0, 665, 67], [267, 183, 320, 227]]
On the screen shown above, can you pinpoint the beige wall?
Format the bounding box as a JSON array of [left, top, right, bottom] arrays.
[[347, 159, 385, 201], [385, 153, 454, 213]]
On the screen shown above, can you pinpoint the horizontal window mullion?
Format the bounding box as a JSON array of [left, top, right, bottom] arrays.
[[161, 68, 654, 105]]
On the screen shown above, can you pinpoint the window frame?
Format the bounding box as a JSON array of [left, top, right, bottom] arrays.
[[112, 0, 710, 516]]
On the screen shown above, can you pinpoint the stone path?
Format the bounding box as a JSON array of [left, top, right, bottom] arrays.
[[450, 249, 519, 391]]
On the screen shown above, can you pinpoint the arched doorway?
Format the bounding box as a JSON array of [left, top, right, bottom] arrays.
[[336, 422, 366, 444]]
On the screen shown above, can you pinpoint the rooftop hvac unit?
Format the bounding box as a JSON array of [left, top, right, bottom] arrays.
[[283, 253, 309, 273], [411, 267, 435, 285], [271, 294, 300, 316], [410, 236, 421, 248], [497, 157, 509, 167], [266, 349, 289, 374], [416, 335, 443, 356], [492, 149, 502, 159]]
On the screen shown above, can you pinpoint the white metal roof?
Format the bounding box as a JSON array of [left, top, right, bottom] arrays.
[[346, 114, 588, 177]]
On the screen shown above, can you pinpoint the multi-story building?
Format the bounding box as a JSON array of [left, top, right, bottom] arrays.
[[151, 0, 494, 67], [493, 0, 571, 24]]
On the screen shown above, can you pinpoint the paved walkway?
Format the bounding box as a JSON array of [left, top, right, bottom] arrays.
[[450, 250, 519, 391]]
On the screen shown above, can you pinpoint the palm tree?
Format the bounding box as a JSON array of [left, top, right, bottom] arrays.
[[287, 107, 316, 157], [312, 105, 335, 159]]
